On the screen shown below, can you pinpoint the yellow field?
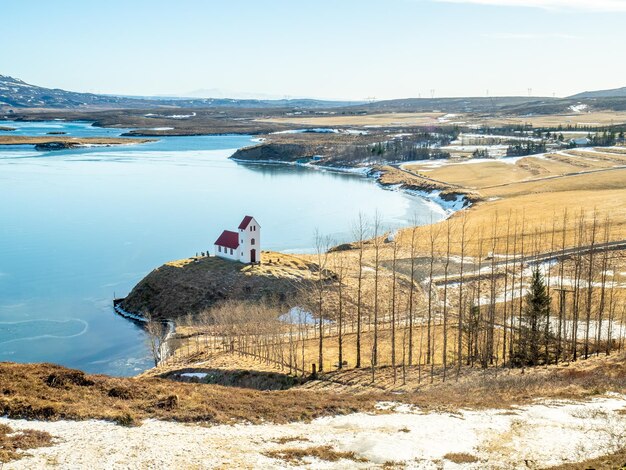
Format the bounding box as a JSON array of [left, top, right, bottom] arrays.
[[258, 110, 626, 129], [405, 147, 626, 190], [405, 160, 536, 189], [481, 111, 626, 128], [396, 146, 626, 255]]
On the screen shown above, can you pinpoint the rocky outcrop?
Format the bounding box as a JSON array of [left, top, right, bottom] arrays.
[[34, 141, 77, 151], [231, 142, 314, 163]]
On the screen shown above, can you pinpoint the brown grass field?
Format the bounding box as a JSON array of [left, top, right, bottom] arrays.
[[0, 423, 52, 463], [0, 135, 153, 146], [397, 147, 626, 255], [258, 110, 626, 129], [2, 352, 623, 429], [482, 111, 626, 128], [257, 112, 447, 127]]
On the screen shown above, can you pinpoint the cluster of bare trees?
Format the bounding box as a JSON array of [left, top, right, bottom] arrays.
[[175, 209, 625, 383]]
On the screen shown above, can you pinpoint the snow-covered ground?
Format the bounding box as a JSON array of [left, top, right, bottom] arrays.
[[455, 133, 543, 143], [3, 395, 625, 469], [405, 189, 469, 215], [143, 112, 196, 119], [569, 104, 588, 113], [440, 144, 510, 157], [179, 372, 209, 379], [271, 128, 369, 135], [402, 155, 530, 170]]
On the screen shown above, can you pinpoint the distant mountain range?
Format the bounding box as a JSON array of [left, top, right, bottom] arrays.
[[1, 74, 626, 114], [0, 75, 362, 109], [568, 86, 626, 99]]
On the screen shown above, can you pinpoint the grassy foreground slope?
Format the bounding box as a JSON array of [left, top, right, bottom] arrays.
[[1, 353, 625, 427]]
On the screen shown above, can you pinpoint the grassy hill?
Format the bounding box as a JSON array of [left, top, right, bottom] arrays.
[[569, 86, 626, 99], [119, 252, 320, 320]]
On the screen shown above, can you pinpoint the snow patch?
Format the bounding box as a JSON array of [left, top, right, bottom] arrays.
[[3, 396, 625, 469], [180, 372, 208, 379], [569, 104, 588, 113]]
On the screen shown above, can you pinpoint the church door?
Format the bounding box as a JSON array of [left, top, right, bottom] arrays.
[[250, 249, 256, 263]]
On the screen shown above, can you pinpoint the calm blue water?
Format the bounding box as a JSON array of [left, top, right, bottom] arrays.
[[0, 121, 445, 376]]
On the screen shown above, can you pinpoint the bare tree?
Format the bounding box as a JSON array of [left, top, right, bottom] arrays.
[[501, 211, 512, 367], [390, 231, 399, 382], [332, 248, 347, 369], [371, 211, 382, 368], [408, 222, 419, 366], [441, 218, 451, 381], [583, 210, 598, 359], [456, 212, 467, 379], [144, 310, 166, 368], [352, 214, 368, 368], [313, 230, 332, 372]]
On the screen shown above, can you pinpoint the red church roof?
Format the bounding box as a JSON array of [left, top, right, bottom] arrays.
[[238, 215, 255, 230], [214, 230, 239, 249]]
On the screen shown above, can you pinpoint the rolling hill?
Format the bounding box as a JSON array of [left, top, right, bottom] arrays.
[[569, 86, 626, 99]]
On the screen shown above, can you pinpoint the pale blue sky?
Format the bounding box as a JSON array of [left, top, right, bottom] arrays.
[[2, 0, 625, 100]]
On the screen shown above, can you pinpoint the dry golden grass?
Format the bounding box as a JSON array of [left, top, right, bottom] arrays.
[[482, 111, 626, 128], [167, 251, 317, 281], [264, 445, 366, 464], [405, 160, 536, 189], [1, 352, 625, 446], [0, 362, 383, 426], [443, 452, 480, 464], [0, 423, 53, 463], [395, 148, 626, 256], [405, 148, 626, 193], [260, 110, 626, 129], [378, 165, 452, 191], [257, 112, 448, 127], [307, 352, 626, 408]]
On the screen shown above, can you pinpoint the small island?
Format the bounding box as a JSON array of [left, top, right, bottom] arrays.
[[0, 135, 155, 149]]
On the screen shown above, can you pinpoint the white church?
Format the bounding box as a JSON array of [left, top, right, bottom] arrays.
[[214, 215, 261, 264]]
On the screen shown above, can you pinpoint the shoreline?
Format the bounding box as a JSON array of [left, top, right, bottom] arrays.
[[113, 301, 175, 365], [230, 156, 471, 217]]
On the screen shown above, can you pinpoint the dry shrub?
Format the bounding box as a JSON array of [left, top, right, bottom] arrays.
[[382, 462, 405, 469], [108, 386, 134, 400], [265, 445, 366, 463], [444, 452, 480, 464], [152, 394, 179, 410], [114, 411, 138, 427], [45, 370, 94, 388], [271, 436, 311, 445], [0, 423, 53, 463], [0, 363, 382, 426]]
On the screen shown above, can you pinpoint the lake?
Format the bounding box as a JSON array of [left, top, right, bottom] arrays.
[[0, 120, 446, 376]]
